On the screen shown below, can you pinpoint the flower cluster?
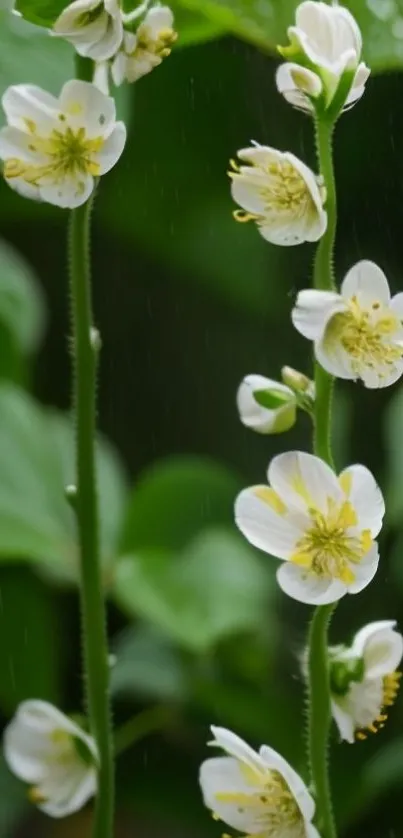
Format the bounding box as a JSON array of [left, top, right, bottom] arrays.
[[197, 3, 403, 835], [53, 0, 177, 87]]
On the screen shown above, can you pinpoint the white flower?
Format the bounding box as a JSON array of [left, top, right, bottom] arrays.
[[229, 144, 327, 246], [0, 80, 126, 209], [235, 450, 384, 605], [292, 260, 403, 388], [53, 0, 123, 62], [237, 374, 297, 434], [329, 621, 403, 743], [4, 701, 98, 818], [277, 1, 370, 113], [111, 5, 177, 85], [199, 726, 320, 838]]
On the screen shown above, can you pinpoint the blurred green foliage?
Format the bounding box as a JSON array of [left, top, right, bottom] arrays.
[[1, 1, 403, 837]]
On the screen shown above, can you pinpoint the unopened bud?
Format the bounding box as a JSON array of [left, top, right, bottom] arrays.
[[281, 366, 312, 395], [237, 374, 296, 435]]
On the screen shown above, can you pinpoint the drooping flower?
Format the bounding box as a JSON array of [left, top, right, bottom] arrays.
[[0, 80, 126, 208], [235, 450, 384, 605], [229, 144, 327, 246], [237, 374, 297, 434], [53, 0, 123, 61], [199, 726, 320, 838], [111, 5, 177, 85], [277, 1, 370, 114], [329, 621, 403, 743], [292, 260, 403, 388], [4, 701, 98, 818]]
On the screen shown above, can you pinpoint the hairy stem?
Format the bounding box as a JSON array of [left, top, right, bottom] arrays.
[[69, 200, 114, 838], [307, 113, 338, 838]]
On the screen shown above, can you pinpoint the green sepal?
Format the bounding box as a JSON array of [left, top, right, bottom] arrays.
[[330, 656, 365, 696]]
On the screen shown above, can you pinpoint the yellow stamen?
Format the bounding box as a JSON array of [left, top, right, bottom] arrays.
[[28, 786, 47, 804], [233, 209, 260, 223], [339, 471, 352, 496], [4, 125, 104, 188], [355, 672, 401, 741]]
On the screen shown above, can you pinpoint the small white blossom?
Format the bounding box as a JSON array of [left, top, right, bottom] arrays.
[[237, 374, 297, 434], [229, 144, 327, 246], [329, 621, 403, 743], [277, 1, 370, 113], [0, 80, 126, 209], [199, 726, 320, 838], [235, 450, 384, 605], [292, 260, 403, 388], [111, 5, 177, 85], [4, 701, 98, 818], [53, 0, 123, 62]]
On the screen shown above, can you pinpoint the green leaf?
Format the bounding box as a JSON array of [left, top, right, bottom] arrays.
[[120, 455, 241, 553], [0, 754, 28, 838], [0, 12, 73, 101], [111, 623, 187, 701], [113, 527, 273, 651], [174, 0, 403, 72], [0, 566, 61, 714], [0, 384, 127, 583], [0, 239, 45, 355]]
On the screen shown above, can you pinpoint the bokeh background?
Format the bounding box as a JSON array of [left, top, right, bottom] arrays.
[[2, 1, 403, 835]]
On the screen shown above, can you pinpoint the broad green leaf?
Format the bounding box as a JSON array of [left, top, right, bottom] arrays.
[[0, 566, 61, 714], [174, 0, 403, 72], [113, 527, 273, 651], [111, 623, 187, 700], [0, 12, 73, 101], [0, 239, 45, 355], [120, 455, 241, 553], [0, 384, 127, 583], [0, 754, 28, 838]]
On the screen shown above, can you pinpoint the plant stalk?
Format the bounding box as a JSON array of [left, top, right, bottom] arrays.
[[307, 113, 339, 838], [69, 199, 114, 838]]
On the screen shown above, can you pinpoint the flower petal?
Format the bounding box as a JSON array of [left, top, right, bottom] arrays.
[[59, 79, 116, 137], [0, 125, 47, 163], [361, 359, 403, 389], [352, 621, 403, 679], [235, 486, 301, 559], [209, 727, 266, 772], [199, 756, 263, 834], [390, 292, 403, 319], [259, 745, 315, 821], [268, 450, 342, 515], [39, 174, 94, 209], [276, 562, 346, 605], [230, 174, 267, 215], [341, 260, 391, 305], [340, 464, 384, 536], [331, 698, 355, 743], [93, 121, 126, 173], [315, 330, 355, 379], [39, 765, 96, 818], [347, 542, 379, 594], [2, 84, 58, 133], [292, 289, 345, 340]]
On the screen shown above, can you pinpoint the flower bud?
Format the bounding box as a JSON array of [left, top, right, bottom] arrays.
[[237, 374, 296, 434], [281, 366, 314, 395]]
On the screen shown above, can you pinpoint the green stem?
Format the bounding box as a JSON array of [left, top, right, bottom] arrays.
[[307, 604, 337, 838], [313, 117, 336, 292], [307, 114, 339, 838], [69, 200, 114, 838], [114, 706, 174, 756]]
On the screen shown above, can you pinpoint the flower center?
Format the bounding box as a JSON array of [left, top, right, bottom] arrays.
[[291, 498, 372, 583], [324, 296, 403, 375], [214, 767, 304, 837], [4, 126, 103, 189]]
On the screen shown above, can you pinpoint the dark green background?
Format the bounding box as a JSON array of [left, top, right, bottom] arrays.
[[1, 12, 403, 838]]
